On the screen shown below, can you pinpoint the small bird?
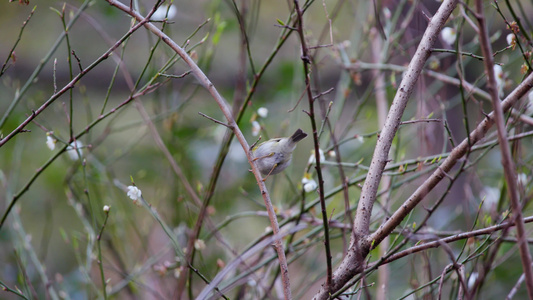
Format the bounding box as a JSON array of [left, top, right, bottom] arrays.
[[252, 129, 307, 179]]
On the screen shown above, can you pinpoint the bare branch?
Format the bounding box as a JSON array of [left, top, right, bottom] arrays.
[[105, 1, 293, 298], [474, 0, 533, 296], [313, 1, 460, 298], [198, 112, 234, 129]]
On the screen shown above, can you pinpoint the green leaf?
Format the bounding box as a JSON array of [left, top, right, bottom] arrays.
[[212, 21, 227, 46]]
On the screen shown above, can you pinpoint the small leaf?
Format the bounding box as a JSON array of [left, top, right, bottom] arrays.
[[212, 22, 227, 46]]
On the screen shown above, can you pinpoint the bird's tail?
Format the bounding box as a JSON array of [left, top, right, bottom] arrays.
[[290, 129, 307, 143]]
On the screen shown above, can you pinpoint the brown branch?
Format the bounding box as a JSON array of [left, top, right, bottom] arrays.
[[105, 1, 293, 299], [474, 0, 533, 297], [374, 215, 533, 266], [313, 1, 460, 298], [368, 70, 533, 251], [370, 25, 391, 300], [198, 112, 234, 129], [0, 6, 36, 77], [293, 0, 333, 293], [354, 0, 459, 239], [399, 118, 442, 125]]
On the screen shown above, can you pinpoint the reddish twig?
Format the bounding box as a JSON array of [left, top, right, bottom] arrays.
[[293, 0, 333, 293], [474, 0, 533, 297]]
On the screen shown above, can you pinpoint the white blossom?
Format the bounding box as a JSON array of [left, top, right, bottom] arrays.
[[194, 239, 206, 251], [518, 173, 528, 187], [151, 4, 177, 21], [303, 179, 318, 193], [46, 134, 56, 151], [468, 272, 478, 290], [127, 185, 142, 206], [506, 33, 516, 46], [257, 107, 268, 118], [302, 176, 318, 193], [66, 140, 83, 160], [103, 205, 110, 212], [308, 148, 325, 164], [440, 27, 457, 45], [251, 121, 261, 136]]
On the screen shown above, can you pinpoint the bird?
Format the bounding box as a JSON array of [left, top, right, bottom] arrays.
[[252, 129, 307, 179]]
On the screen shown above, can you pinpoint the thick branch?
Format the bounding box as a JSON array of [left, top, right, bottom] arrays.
[[375, 215, 533, 266], [352, 0, 458, 239], [368, 71, 533, 247], [313, 1, 459, 298]]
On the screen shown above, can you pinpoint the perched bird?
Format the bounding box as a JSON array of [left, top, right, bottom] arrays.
[[252, 129, 307, 179]]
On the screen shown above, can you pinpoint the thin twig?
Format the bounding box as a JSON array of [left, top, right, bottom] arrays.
[[0, 11, 150, 149], [53, 58, 58, 93], [71, 50, 83, 72], [0, 84, 163, 230], [312, 1, 460, 298], [178, 8, 300, 299], [507, 270, 527, 300], [475, 0, 533, 297], [375, 215, 533, 265], [0, 6, 36, 77], [367, 71, 533, 247], [105, 2, 293, 299], [312, 87, 335, 100], [96, 207, 110, 299], [399, 118, 442, 125], [287, 81, 310, 113], [198, 112, 234, 129], [431, 48, 486, 61], [0, 0, 92, 130], [293, 0, 333, 293], [308, 44, 333, 50], [158, 70, 192, 78]]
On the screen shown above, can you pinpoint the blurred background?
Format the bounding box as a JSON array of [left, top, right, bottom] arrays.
[[1, 0, 533, 299]]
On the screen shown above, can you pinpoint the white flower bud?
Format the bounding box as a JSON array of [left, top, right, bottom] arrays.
[[127, 186, 142, 206], [440, 27, 457, 45], [257, 107, 268, 118]]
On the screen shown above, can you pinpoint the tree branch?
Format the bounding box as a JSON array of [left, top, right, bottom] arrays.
[[474, 0, 533, 296], [313, 1, 460, 298], [368, 70, 533, 250], [293, 0, 333, 292], [105, 1, 292, 298]]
